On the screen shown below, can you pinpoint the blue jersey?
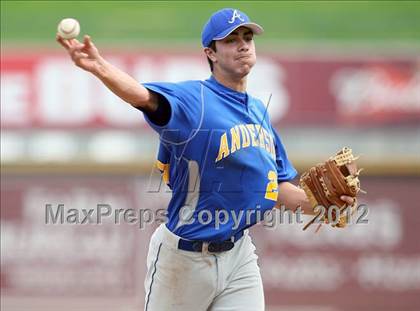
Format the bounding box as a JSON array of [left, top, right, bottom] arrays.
[[143, 76, 297, 242]]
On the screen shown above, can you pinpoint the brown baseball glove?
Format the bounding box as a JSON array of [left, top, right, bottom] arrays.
[[299, 147, 363, 230]]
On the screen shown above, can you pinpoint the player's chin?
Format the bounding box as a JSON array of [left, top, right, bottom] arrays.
[[238, 65, 252, 77], [236, 64, 253, 76]]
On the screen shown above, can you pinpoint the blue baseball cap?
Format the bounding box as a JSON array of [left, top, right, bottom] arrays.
[[201, 8, 264, 47]]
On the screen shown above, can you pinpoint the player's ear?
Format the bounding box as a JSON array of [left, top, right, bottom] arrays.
[[204, 47, 217, 63]]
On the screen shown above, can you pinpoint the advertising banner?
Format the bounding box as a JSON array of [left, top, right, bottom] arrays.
[[2, 52, 419, 129]]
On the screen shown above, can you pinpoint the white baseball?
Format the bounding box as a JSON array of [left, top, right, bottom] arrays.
[[57, 18, 80, 39]]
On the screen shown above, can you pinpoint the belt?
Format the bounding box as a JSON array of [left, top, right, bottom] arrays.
[[177, 231, 244, 253]]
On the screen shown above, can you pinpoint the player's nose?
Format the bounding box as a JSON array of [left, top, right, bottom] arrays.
[[238, 39, 249, 52]]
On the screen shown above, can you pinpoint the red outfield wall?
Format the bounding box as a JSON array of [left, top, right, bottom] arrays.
[[2, 52, 419, 129], [2, 51, 419, 310]]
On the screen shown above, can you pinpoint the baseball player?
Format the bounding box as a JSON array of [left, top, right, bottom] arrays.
[[57, 8, 354, 311]]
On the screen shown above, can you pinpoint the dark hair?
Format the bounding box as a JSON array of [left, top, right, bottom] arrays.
[[206, 41, 217, 72]]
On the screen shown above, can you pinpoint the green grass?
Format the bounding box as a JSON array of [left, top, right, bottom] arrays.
[[2, 0, 420, 46]]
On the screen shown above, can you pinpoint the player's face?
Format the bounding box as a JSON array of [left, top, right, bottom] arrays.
[[212, 27, 256, 77]]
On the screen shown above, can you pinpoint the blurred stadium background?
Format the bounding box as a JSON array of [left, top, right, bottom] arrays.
[[1, 1, 420, 310]]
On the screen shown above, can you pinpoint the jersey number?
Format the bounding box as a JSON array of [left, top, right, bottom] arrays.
[[265, 170, 278, 201]]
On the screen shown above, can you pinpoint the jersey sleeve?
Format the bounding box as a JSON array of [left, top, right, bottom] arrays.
[[271, 126, 297, 183], [142, 81, 199, 144]]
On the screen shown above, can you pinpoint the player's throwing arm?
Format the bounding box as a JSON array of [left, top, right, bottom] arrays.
[[56, 18, 159, 114]]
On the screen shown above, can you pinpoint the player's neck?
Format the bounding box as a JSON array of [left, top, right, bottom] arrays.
[[212, 72, 247, 93]]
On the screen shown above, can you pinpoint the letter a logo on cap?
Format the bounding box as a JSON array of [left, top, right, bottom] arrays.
[[228, 10, 245, 24]]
